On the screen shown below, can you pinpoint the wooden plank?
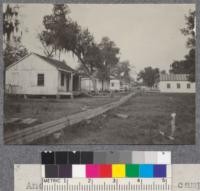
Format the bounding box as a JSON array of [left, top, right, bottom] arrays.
[[5, 92, 135, 144], [5, 118, 21, 124], [5, 93, 135, 144], [5, 93, 134, 143], [21, 118, 38, 125]]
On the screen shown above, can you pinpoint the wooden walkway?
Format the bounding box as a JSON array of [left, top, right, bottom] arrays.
[[5, 92, 136, 144]]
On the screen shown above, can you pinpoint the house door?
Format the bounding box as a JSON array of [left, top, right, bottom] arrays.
[[73, 74, 79, 91]]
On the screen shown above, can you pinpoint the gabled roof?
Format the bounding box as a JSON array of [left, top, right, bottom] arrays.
[[110, 75, 119, 80], [6, 52, 76, 73], [34, 53, 75, 72], [160, 74, 189, 81]]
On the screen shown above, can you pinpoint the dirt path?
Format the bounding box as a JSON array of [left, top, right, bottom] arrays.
[[35, 93, 195, 145]]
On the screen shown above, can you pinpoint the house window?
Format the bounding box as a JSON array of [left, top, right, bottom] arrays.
[[61, 72, 65, 86], [37, 74, 44, 86], [177, 83, 181, 89], [111, 82, 115, 87], [187, 83, 191, 89], [167, 83, 171, 89]]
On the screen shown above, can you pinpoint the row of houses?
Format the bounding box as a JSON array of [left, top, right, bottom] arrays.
[[5, 53, 131, 97], [81, 75, 130, 92], [5, 53, 195, 97]]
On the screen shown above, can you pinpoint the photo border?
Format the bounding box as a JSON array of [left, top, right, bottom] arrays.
[[0, 1, 199, 190]]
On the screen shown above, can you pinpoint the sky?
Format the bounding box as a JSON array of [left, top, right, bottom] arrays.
[[5, 4, 195, 78]]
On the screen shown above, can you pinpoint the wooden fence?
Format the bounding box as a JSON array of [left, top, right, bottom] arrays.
[[5, 92, 136, 144]]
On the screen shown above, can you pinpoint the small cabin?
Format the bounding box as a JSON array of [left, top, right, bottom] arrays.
[[110, 76, 120, 91], [5, 53, 81, 97], [158, 74, 195, 93]]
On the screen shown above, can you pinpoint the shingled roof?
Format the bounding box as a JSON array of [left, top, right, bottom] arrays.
[[34, 53, 75, 73], [160, 74, 189, 81]]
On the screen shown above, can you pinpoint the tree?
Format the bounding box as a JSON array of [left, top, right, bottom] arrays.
[[40, 5, 121, 92], [76, 33, 103, 91], [181, 10, 195, 49], [3, 4, 28, 67], [64, 27, 103, 91], [97, 37, 120, 90], [160, 70, 166, 74], [137, 67, 159, 87], [3, 4, 20, 42], [170, 10, 195, 82], [170, 49, 195, 81], [40, 4, 104, 92], [111, 61, 131, 83], [3, 37, 28, 67], [39, 4, 71, 59]]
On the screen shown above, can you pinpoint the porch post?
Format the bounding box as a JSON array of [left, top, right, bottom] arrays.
[[70, 73, 74, 99], [79, 76, 81, 91], [70, 73, 73, 91]]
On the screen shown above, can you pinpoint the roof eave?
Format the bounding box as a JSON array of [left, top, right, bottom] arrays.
[[57, 67, 75, 74], [6, 52, 33, 70]]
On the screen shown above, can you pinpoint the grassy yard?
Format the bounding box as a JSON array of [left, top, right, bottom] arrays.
[[4, 95, 122, 135], [5, 96, 122, 122], [35, 92, 195, 144]]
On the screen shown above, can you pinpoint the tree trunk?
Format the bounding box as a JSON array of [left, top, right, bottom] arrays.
[[90, 76, 98, 93], [58, 50, 61, 61]]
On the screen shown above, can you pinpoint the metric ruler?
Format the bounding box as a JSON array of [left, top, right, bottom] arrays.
[[42, 177, 171, 191]]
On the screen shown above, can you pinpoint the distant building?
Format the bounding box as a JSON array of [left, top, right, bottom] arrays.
[[81, 76, 109, 92], [5, 53, 81, 97], [81, 75, 130, 92], [158, 74, 195, 93], [110, 76, 120, 91], [120, 81, 131, 91]]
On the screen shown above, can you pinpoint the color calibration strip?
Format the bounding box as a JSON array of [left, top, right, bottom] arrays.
[[42, 164, 171, 178], [41, 151, 171, 164]]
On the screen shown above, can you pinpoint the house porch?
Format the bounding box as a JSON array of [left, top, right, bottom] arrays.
[[57, 70, 81, 98]]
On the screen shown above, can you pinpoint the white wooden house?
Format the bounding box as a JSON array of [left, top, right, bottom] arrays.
[[81, 75, 130, 92], [81, 77, 109, 92], [110, 78, 120, 91], [5, 53, 81, 97], [158, 74, 195, 93], [110, 76, 131, 91]]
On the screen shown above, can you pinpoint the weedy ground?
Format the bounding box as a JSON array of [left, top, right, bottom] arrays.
[[4, 94, 121, 135], [5, 95, 121, 123], [35, 93, 195, 145]]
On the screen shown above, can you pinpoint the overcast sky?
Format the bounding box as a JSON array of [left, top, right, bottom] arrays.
[[6, 4, 195, 77]]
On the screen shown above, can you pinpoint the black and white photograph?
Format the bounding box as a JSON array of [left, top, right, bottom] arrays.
[[3, 3, 195, 144]]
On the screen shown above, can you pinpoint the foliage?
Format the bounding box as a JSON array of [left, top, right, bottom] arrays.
[[97, 37, 120, 82], [3, 4, 28, 68], [4, 38, 28, 67], [170, 10, 195, 82], [3, 4, 20, 41], [111, 61, 131, 83], [160, 70, 166, 74], [181, 10, 195, 49], [137, 67, 159, 87], [39, 4, 102, 76], [39, 4, 71, 58], [170, 48, 195, 81], [40, 4, 121, 91]]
